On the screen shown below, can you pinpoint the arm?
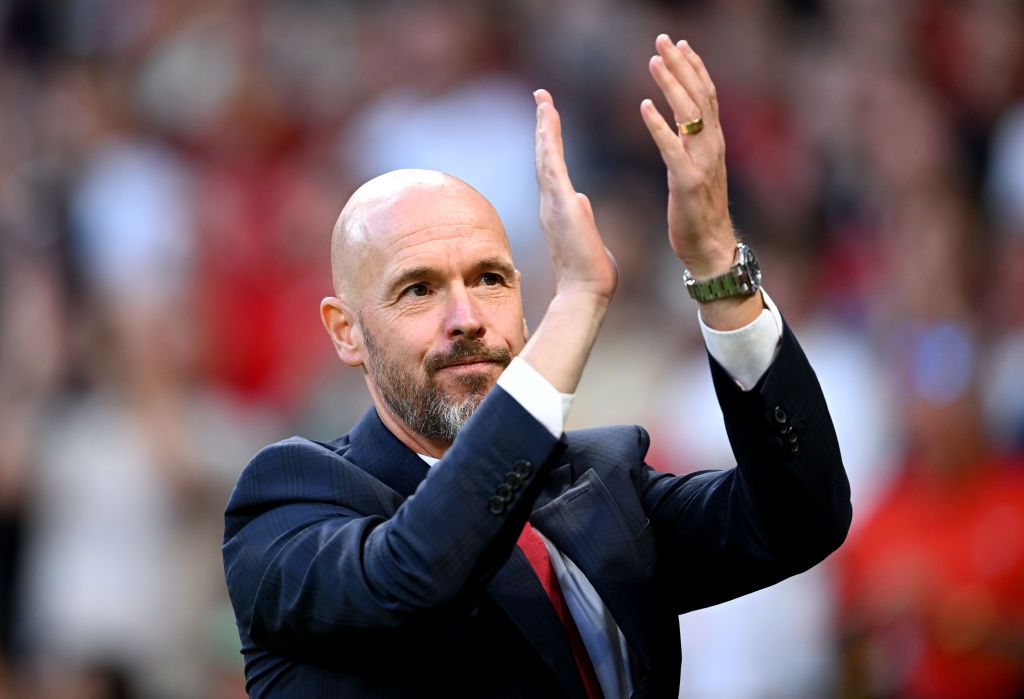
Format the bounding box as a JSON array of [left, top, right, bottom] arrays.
[[642, 321, 851, 613], [518, 90, 617, 393], [636, 35, 850, 610], [223, 385, 563, 651]]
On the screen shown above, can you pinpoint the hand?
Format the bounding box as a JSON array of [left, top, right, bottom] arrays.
[[533, 89, 618, 301], [640, 34, 764, 330], [517, 89, 616, 394], [641, 34, 736, 279]]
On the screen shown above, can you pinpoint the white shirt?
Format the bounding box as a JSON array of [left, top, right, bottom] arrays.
[[420, 291, 784, 698]]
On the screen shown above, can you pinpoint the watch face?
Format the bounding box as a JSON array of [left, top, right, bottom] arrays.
[[739, 244, 762, 288], [747, 249, 762, 286]]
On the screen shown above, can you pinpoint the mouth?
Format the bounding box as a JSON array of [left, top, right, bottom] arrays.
[[438, 358, 500, 373]]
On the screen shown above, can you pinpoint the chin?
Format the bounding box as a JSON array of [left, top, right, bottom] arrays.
[[439, 369, 499, 398]]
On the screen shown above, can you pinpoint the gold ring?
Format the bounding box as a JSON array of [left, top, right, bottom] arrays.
[[677, 117, 704, 135]]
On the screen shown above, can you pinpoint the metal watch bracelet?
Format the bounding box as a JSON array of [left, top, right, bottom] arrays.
[[683, 242, 762, 303]]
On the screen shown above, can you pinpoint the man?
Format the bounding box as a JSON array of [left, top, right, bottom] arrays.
[[223, 35, 851, 698]]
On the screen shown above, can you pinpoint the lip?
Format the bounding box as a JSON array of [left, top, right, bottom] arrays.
[[439, 359, 498, 372]]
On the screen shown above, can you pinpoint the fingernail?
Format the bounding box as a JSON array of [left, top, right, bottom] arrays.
[[678, 39, 689, 50], [657, 33, 670, 44], [533, 90, 541, 104]]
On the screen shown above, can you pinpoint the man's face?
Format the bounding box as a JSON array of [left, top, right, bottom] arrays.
[[352, 181, 527, 442]]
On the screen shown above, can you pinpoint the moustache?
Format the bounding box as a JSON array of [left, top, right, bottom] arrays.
[[424, 340, 513, 378]]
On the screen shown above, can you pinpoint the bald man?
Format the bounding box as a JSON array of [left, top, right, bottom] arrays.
[[223, 36, 850, 698]]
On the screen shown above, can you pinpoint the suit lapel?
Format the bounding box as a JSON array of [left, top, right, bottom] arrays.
[[531, 465, 660, 675], [344, 407, 429, 499]]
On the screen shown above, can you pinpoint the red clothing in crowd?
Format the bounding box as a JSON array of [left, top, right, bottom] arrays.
[[839, 457, 1024, 699]]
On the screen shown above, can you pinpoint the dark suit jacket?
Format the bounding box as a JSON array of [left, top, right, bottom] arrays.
[[223, 322, 851, 698]]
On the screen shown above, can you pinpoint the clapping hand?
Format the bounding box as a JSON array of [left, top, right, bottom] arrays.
[[641, 34, 763, 329], [521, 34, 760, 394], [517, 89, 617, 394], [640, 34, 736, 278], [533, 89, 619, 302]]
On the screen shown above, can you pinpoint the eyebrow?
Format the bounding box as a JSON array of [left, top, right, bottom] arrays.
[[473, 256, 516, 280], [385, 256, 516, 297]]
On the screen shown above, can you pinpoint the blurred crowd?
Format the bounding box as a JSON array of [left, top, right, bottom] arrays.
[[1, 0, 1023, 697]]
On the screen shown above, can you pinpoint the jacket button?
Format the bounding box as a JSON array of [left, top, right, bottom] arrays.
[[504, 472, 524, 490], [786, 429, 798, 444], [773, 406, 788, 424], [788, 442, 800, 453], [488, 496, 506, 515], [514, 460, 533, 478], [496, 483, 513, 501]]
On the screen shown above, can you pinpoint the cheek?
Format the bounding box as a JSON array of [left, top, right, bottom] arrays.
[[395, 330, 436, 371], [482, 298, 527, 350], [368, 314, 435, 369]]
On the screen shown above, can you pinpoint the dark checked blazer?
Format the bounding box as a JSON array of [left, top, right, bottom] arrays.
[[223, 321, 851, 698]]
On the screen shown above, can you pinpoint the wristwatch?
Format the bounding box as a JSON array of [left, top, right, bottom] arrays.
[[683, 242, 762, 303]]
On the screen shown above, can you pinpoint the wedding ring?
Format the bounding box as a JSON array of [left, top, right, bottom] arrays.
[[677, 117, 704, 135]]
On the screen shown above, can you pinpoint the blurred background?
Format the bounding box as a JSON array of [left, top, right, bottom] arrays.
[[1, 0, 1023, 697]]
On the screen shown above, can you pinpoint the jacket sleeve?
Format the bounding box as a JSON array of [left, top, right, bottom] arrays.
[[641, 319, 852, 614], [222, 386, 561, 649]]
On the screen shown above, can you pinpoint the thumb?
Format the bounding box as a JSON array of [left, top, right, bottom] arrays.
[[576, 192, 594, 218]]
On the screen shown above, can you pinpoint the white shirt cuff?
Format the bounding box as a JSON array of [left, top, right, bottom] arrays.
[[698, 289, 783, 391], [496, 356, 574, 438]]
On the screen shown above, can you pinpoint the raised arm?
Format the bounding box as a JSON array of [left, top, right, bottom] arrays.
[[636, 35, 851, 610], [518, 89, 617, 393]]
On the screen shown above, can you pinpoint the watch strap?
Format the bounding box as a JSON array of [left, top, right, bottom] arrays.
[[687, 272, 748, 302], [684, 243, 761, 302]]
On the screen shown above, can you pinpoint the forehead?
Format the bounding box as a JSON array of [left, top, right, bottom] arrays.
[[368, 185, 512, 281]]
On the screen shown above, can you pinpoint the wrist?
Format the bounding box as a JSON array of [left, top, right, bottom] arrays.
[[520, 290, 608, 394], [549, 287, 612, 316], [677, 235, 737, 279]]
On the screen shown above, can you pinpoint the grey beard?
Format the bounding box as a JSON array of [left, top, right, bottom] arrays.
[[363, 324, 506, 443], [375, 365, 482, 443]]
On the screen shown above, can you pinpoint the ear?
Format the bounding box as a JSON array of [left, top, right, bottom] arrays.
[[320, 296, 364, 368]]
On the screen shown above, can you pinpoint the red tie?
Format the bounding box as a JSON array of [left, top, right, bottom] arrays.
[[517, 522, 602, 699]]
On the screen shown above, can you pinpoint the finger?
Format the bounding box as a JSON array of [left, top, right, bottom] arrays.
[[639, 98, 688, 168], [676, 40, 719, 120], [533, 89, 565, 163], [533, 89, 576, 198], [648, 55, 701, 127], [655, 34, 712, 121]]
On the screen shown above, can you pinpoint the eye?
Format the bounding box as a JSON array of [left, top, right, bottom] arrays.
[[480, 272, 503, 286], [403, 283, 430, 298]]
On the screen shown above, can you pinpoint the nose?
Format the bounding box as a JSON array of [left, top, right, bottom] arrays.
[[444, 283, 485, 341]]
